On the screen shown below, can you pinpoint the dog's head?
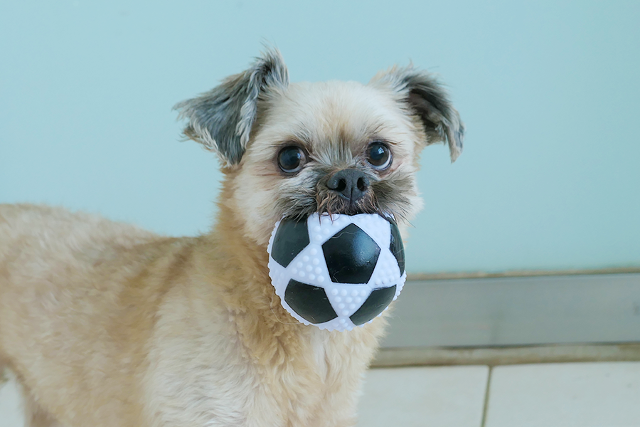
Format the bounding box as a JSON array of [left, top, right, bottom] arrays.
[[175, 49, 463, 245]]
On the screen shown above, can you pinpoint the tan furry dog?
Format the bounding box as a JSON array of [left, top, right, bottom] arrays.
[[0, 49, 463, 427]]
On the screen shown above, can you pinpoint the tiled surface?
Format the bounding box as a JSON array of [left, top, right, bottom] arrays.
[[3, 362, 640, 427], [0, 375, 23, 427], [485, 362, 640, 427], [357, 366, 489, 427]]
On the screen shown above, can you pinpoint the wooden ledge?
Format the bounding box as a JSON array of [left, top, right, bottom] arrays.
[[372, 343, 640, 368]]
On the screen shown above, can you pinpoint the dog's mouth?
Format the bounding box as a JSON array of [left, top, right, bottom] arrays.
[[276, 184, 411, 224], [315, 190, 378, 217], [274, 167, 415, 223]]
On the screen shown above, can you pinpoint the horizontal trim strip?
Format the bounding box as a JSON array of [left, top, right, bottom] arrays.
[[372, 343, 640, 367], [407, 266, 640, 281]]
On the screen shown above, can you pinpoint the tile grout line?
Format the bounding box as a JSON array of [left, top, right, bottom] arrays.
[[480, 366, 493, 427]]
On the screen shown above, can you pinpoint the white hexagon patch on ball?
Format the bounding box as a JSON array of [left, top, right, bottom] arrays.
[[267, 213, 406, 332]]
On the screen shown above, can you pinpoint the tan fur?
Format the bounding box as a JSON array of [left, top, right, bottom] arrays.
[[0, 195, 384, 427], [0, 59, 461, 426]]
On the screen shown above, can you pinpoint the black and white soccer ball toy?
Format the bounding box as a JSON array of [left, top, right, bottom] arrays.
[[267, 213, 406, 332]]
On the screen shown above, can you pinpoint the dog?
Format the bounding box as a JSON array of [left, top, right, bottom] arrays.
[[0, 49, 463, 427]]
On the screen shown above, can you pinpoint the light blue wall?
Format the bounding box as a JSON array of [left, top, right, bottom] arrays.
[[1, 1, 639, 273]]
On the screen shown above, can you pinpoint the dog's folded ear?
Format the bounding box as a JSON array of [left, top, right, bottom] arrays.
[[174, 49, 289, 166], [371, 66, 464, 162]]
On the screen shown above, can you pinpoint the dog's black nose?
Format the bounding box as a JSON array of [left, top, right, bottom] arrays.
[[326, 169, 370, 203]]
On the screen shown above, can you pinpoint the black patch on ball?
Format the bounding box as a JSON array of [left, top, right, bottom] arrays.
[[389, 222, 405, 275], [350, 285, 397, 326], [271, 218, 310, 268], [322, 223, 380, 284], [284, 279, 338, 324]]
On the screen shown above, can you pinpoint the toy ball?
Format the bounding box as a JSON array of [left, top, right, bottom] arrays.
[[267, 213, 406, 332]]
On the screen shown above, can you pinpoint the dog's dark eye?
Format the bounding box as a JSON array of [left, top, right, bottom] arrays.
[[366, 142, 392, 170], [278, 146, 306, 174]]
